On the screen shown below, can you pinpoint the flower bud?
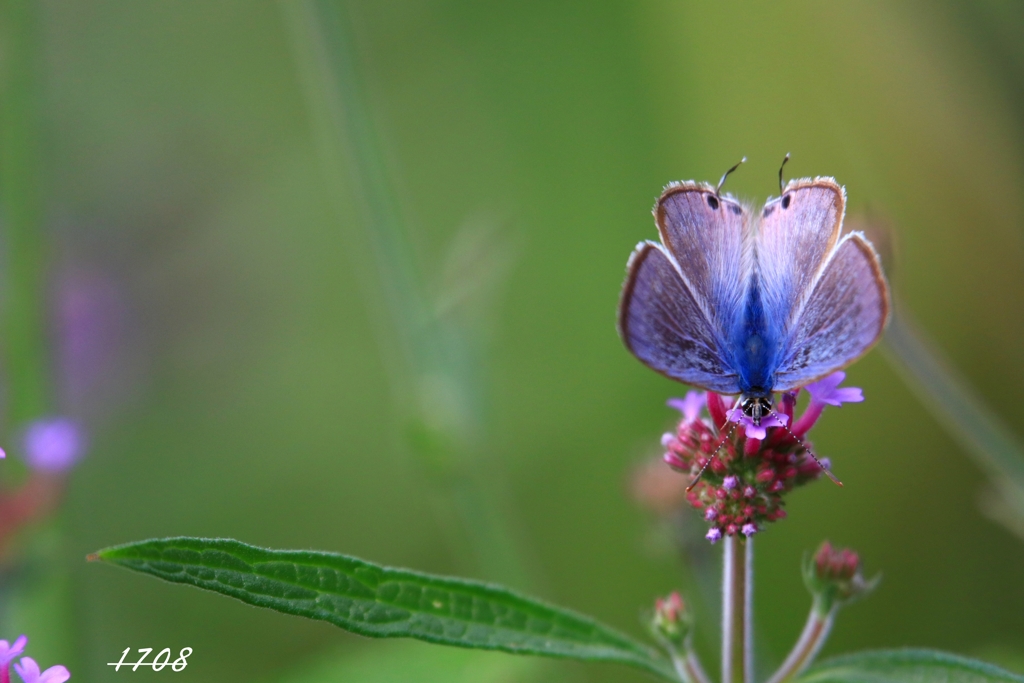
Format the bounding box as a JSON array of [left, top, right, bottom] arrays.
[[803, 541, 879, 613], [650, 591, 692, 646]]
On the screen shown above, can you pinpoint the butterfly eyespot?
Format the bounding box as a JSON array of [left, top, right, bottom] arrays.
[[706, 194, 720, 210], [781, 194, 791, 209], [730, 203, 742, 215]]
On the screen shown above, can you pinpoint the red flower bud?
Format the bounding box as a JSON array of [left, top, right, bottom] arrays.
[[805, 540, 877, 610], [651, 591, 692, 645]]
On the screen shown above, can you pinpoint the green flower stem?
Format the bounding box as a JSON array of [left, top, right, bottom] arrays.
[[745, 535, 754, 683], [722, 536, 753, 683], [764, 597, 836, 683], [667, 641, 713, 683], [0, 0, 51, 425]]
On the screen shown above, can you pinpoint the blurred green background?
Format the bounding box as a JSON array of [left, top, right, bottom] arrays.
[[1, 1, 1023, 681]]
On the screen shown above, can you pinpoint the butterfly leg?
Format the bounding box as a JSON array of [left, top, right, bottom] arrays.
[[686, 396, 744, 492], [767, 409, 843, 487]]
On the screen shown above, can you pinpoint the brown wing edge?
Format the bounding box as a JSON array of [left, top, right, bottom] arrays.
[[653, 180, 747, 246], [763, 176, 847, 260], [773, 230, 892, 392]]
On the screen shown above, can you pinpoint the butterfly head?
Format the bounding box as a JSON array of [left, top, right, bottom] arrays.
[[740, 393, 773, 426]]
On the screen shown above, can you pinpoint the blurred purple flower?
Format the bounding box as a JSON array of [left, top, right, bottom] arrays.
[[22, 419, 85, 473], [13, 657, 69, 683], [54, 269, 130, 415], [668, 391, 706, 424], [0, 636, 27, 669]]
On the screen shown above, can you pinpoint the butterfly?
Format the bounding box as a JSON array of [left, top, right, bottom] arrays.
[[618, 160, 890, 426]]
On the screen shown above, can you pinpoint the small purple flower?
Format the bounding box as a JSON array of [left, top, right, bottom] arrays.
[[706, 528, 722, 543], [727, 408, 788, 440], [0, 636, 27, 668], [743, 486, 756, 498], [668, 391, 706, 424], [741, 523, 758, 537], [722, 475, 739, 490], [704, 508, 718, 521], [793, 372, 863, 436], [806, 372, 863, 406], [13, 658, 69, 683], [22, 419, 85, 473]]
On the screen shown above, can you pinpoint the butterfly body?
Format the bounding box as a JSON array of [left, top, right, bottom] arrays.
[[619, 176, 889, 423], [734, 268, 777, 398]]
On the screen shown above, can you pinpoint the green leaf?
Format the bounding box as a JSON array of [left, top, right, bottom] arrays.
[[92, 537, 676, 681], [799, 649, 1024, 683]]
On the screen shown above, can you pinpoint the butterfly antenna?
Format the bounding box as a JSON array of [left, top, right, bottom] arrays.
[[767, 409, 843, 487], [685, 421, 738, 492], [716, 156, 747, 197], [778, 152, 791, 195]]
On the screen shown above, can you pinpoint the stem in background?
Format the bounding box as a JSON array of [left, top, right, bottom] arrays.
[[0, 0, 51, 426], [764, 598, 836, 683], [722, 536, 752, 683], [883, 304, 1024, 538], [279, 1, 530, 589]]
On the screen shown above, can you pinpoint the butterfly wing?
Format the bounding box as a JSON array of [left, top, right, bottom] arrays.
[[619, 242, 742, 392], [772, 232, 890, 390], [754, 177, 888, 389], [756, 178, 845, 339], [618, 183, 749, 394], [655, 182, 749, 331]]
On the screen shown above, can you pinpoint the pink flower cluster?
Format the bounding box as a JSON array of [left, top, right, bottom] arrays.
[[0, 635, 69, 683], [660, 372, 862, 543]]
